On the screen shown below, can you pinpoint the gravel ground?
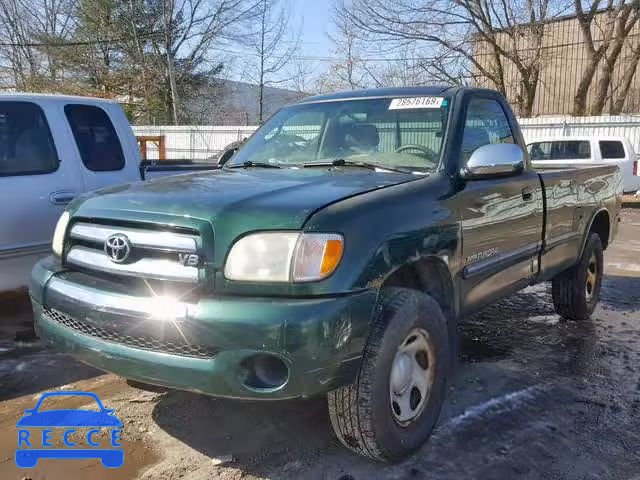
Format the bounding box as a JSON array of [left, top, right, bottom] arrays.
[[1, 209, 639, 480]]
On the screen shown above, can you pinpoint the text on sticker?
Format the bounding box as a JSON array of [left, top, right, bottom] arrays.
[[388, 97, 444, 110]]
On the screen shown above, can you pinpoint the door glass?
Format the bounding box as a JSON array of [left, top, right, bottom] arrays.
[[0, 101, 59, 176], [65, 104, 125, 171], [461, 98, 514, 162], [599, 140, 625, 159]]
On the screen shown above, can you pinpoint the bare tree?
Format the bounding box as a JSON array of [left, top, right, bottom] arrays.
[[0, 0, 75, 90], [611, 39, 640, 113], [152, 0, 260, 124], [573, 0, 640, 116], [244, 0, 300, 123], [335, 0, 563, 117], [325, 9, 367, 90], [0, 0, 38, 88], [287, 57, 316, 99]]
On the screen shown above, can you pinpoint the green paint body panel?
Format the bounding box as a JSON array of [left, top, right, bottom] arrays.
[[32, 284, 376, 398], [29, 86, 623, 399]]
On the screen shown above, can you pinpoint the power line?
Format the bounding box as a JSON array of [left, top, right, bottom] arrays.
[[0, 31, 160, 48], [2, 29, 640, 64]]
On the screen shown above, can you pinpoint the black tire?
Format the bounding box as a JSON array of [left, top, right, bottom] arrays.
[[327, 288, 449, 462], [552, 232, 604, 320]]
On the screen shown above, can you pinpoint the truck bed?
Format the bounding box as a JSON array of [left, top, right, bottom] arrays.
[[140, 160, 220, 180], [537, 164, 622, 281]]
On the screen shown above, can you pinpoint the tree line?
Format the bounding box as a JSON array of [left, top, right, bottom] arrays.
[[0, 0, 301, 124], [332, 0, 640, 117], [2, 0, 640, 122]]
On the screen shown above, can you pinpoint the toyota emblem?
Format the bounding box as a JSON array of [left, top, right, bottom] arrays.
[[104, 234, 132, 263]]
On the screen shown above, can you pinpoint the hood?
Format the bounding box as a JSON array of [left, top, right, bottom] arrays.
[[73, 167, 417, 232]]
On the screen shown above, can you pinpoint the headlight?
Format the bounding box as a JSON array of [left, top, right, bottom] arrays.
[[224, 232, 344, 282], [52, 211, 70, 257]]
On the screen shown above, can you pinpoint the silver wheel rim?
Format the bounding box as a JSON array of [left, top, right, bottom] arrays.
[[585, 252, 598, 301], [389, 328, 435, 426]]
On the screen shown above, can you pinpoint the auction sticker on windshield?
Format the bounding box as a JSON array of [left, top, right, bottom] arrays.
[[388, 97, 444, 110]]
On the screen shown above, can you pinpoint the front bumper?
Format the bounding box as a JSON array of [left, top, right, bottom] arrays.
[[30, 257, 376, 399]]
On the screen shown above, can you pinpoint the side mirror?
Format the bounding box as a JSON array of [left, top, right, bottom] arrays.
[[460, 143, 524, 180], [217, 148, 238, 167]]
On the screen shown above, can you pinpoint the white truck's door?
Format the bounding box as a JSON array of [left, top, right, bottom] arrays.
[[62, 102, 141, 192], [0, 99, 85, 291]]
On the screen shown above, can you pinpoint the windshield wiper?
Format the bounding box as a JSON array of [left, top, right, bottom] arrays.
[[303, 158, 411, 174], [227, 160, 281, 169]]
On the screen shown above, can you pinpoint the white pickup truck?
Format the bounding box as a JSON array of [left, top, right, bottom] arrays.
[[527, 136, 639, 193], [0, 93, 217, 293]]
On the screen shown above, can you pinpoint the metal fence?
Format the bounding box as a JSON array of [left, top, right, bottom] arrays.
[[472, 13, 640, 116], [132, 125, 257, 160], [134, 115, 640, 161]]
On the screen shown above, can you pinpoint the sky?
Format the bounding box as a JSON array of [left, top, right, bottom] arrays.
[[294, 1, 334, 57], [227, 1, 336, 86]]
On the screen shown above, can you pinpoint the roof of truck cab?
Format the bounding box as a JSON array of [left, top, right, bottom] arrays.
[[0, 92, 118, 105], [294, 86, 465, 104]]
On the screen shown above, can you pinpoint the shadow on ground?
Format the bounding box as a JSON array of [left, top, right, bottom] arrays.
[[150, 274, 640, 479]]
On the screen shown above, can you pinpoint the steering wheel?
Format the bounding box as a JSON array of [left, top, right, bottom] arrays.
[[395, 144, 437, 160]]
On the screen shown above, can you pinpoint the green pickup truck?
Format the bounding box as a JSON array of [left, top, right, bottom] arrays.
[[30, 86, 622, 461]]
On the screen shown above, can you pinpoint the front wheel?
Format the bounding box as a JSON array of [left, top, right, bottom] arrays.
[[552, 232, 604, 320], [328, 288, 449, 462]]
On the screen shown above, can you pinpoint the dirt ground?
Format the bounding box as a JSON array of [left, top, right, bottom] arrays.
[[1, 210, 640, 480]]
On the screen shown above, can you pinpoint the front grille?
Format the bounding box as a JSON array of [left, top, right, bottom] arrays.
[[66, 221, 202, 283], [43, 308, 217, 359]]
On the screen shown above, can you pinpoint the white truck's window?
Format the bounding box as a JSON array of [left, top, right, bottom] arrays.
[[64, 104, 125, 172], [461, 98, 514, 162], [528, 141, 590, 160], [599, 141, 625, 159], [0, 101, 59, 176]]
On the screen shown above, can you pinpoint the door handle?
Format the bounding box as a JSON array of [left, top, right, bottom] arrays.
[[521, 187, 534, 201], [50, 191, 77, 205]]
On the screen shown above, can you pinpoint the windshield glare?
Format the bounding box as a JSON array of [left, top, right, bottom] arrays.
[[228, 97, 450, 172]]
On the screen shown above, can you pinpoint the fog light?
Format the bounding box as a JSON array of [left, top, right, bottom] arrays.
[[238, 353, 289, 392]]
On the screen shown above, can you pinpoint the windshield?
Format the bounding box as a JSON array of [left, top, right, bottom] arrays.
[[228, 96, 451, 173]]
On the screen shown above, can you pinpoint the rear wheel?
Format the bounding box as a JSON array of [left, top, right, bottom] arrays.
[[552, 233, 604, 320], [327, 288, 449, 462]]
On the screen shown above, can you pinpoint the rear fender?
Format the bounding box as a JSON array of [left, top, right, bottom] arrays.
[[578, 207, 610, 258]]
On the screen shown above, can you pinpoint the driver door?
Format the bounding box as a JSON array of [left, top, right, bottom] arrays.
[[457, 95, 543, 312]]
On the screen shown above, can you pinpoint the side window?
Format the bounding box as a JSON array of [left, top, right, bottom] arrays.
[[65, 104, 125, 172], [461, 98, 514, 162], [0, 101, 59, 176], [599, 140, 625, 159]]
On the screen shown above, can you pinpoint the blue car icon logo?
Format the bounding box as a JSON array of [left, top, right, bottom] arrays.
[[16, 391, 124, 468]]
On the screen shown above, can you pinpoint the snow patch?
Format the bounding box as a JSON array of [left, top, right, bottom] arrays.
[[444, 385, 546, 430], [608, 262, 640, 272], [526, 315, 561, 325]]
